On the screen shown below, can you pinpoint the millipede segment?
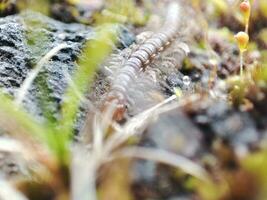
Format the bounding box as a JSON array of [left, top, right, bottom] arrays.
[[103, 2, 182, 121]]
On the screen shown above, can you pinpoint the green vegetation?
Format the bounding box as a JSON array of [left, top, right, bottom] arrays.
[[0, 0, 11, 12], [0, 0, 267, 200], [61, 25, 117, 137]]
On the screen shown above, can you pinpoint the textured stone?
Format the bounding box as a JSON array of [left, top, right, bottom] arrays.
[[0, 11, 135, 121]]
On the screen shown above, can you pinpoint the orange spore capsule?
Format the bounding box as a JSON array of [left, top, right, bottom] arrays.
[[239, 1, 250, 13], [234, 31, 249, 52]]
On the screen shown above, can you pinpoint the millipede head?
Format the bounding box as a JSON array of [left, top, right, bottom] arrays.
[[104, 91, 127, 122]]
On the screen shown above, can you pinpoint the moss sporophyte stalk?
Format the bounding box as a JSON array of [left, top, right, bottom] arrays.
[[235, 31, 249, 76], [239, 0, 251, 33], [235, 0, 251, 76]]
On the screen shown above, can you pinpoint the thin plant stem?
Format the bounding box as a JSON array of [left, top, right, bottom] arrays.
[[245, 23, 249, 34], [15, 43, 68, 106], [116, 147, 210, 182], [240, 51, 244, 76]]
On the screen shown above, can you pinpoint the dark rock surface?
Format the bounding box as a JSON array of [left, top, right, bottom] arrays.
[[131, 98, 263, 199], [0, 11, 93, 119], [131, 111, 202, 199], [0, 18, 30, 94], [142, 111, 202, 157], [193, 100, 259, 149], [50, 1, 103, 24], [0, 11, 135, 178], [0, 11, 135, 121], [0, 1, 18, 17]]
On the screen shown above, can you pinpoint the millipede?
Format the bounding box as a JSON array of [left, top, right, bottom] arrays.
[[102, 2, 184, 121]]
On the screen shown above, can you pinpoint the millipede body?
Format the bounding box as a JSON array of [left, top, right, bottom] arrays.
[[103, 2, 182, 121]]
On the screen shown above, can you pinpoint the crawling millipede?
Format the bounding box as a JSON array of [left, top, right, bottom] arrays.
[[102, 2, 183, 121]]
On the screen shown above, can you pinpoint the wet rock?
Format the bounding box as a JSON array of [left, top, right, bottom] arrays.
[[51, 0, 104, 24], [209, 101, 258, 146], [0, 11, 94, 120], [132, 164, 192, 200], [144, 111, 202, 157], [117, 26, 136, 49], [166, 72, 195, 95], [166, 72, 184, 89], [132, 160, 156, 183], [0, 18, 31, 95], [0, 11, 135, 122], [51, 3, 77, 23], [0, 1, 18, 17], [193, 100, 259, 151], [131, 138, 157, 190], [131, 110, 202, 199]]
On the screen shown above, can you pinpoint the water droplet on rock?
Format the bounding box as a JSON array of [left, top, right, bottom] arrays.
[[182, 75, 191, 86]]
